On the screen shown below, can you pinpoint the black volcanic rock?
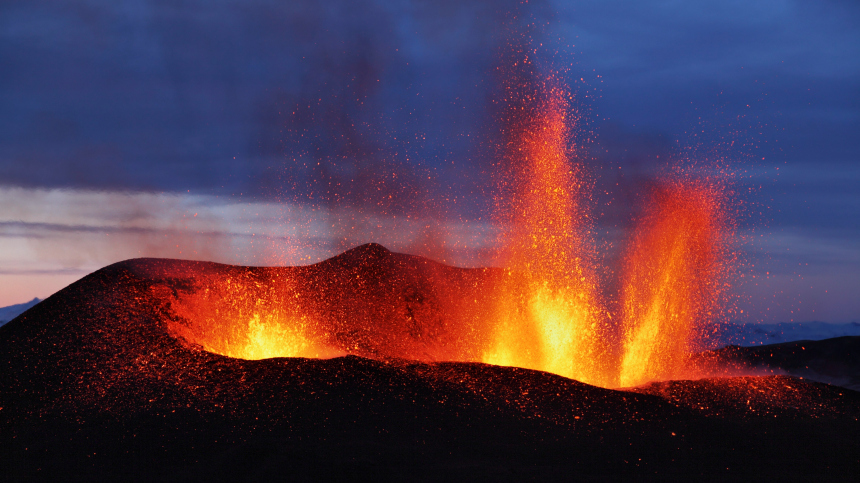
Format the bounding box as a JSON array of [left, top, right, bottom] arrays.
[[700, 337, 860, 391], [1, 246, 858, 481], [631, 375, 860, 420]]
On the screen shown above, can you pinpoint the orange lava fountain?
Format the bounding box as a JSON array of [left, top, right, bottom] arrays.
[[478, 70, 732, 388], [160, 71, 735, 390], [165, 272, 342, 360], [618, 182, 730, 387], [482, 79, 611, 387]]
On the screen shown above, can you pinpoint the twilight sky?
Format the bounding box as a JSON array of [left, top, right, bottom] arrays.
[[0, 0, 857, 323]]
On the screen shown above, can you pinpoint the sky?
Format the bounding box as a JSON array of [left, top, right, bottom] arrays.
[[0, 0, 857, 323]]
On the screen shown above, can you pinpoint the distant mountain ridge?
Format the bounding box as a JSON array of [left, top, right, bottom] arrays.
[[710, 321, 860, 348], [699, 336, 860, 392], [0, 298, 40, 326]]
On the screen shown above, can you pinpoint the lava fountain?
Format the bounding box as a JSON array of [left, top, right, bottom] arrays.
[[618, 181, 731, 387], [482, 76, 611, 387], [479, 69, 732, 387], [163, 270, 342, 360], [160, 69, 735, 390]]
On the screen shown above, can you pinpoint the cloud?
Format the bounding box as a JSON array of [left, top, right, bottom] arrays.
[[0, 0, 549, 213], [0, 186, 503, 305]]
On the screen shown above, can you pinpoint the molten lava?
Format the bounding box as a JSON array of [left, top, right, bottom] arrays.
[[165, 272, 341, 360], [161, 73, 735, 390], [482, 79, 610, 386], [618, 182, 729, 387], [477, 73, 731, 388]]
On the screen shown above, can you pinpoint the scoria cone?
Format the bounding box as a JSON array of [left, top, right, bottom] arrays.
[[0, 246, 857, 481]]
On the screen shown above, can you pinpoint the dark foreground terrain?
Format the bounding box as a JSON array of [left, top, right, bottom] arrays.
[[700, 336, 860, 392], [1, 245, 858, 481]]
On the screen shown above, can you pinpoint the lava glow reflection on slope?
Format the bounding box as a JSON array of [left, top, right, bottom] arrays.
[[165, 274, 342, 360]]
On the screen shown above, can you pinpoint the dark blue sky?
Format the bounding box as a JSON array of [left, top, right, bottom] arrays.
[[0, 0, 857, 322]]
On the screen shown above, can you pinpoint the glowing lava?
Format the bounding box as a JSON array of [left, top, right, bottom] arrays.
[[165, 272, 340, 360], [618, 181, 730, 387], [160, 72, 735, 390], [483, 78, 610, 387], [478, 70, 732, 388]]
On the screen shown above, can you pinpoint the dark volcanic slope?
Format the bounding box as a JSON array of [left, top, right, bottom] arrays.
[[700, 337, 860, 391], [632, 375, 860, 420], [1, 245, 858, 481]]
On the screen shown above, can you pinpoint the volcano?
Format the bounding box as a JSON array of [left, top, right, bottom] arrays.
[[1, 244, 858, 481]]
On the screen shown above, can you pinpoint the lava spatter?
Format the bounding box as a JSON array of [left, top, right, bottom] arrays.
[[618, 180, 731, 387]]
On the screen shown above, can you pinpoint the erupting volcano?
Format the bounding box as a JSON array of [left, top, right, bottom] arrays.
[[156, 76, 732, 392], [1, 31, 857, 483], [2, 243, 858, 480]]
